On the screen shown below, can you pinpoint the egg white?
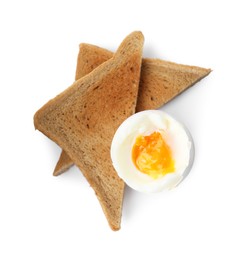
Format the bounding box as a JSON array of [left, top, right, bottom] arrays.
[[111, 110, 194, 193]]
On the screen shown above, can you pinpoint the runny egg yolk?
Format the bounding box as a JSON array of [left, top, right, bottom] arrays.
[[132, 131, 175, 179]]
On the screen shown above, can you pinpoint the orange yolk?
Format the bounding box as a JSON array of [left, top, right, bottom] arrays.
[[132, 131, 175, 179]]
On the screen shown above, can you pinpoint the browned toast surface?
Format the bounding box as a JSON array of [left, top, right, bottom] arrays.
[[34, 31, 144, 230]]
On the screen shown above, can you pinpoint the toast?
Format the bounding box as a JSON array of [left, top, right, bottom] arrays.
[[54, 44, 211, 176], [34, 31, 144, 230]]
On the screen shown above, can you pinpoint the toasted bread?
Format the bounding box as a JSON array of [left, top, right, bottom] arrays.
[[53, 44, 113, 176], [137, 58, 211, 111], [34, 31, 144, 230], [53, 44, 211, 176]]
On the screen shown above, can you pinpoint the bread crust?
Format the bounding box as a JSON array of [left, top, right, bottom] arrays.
[[34, 31, 144, 230]]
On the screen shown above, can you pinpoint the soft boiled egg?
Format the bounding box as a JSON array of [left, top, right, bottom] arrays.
[[111, 110, 194, 193]]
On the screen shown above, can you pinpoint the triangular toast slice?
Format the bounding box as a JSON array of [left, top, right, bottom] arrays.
[[54, 43, 211, 176], [34, 31, 144, 230]]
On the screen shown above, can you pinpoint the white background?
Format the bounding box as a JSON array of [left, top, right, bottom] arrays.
[[1, 0, 244, 259]]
